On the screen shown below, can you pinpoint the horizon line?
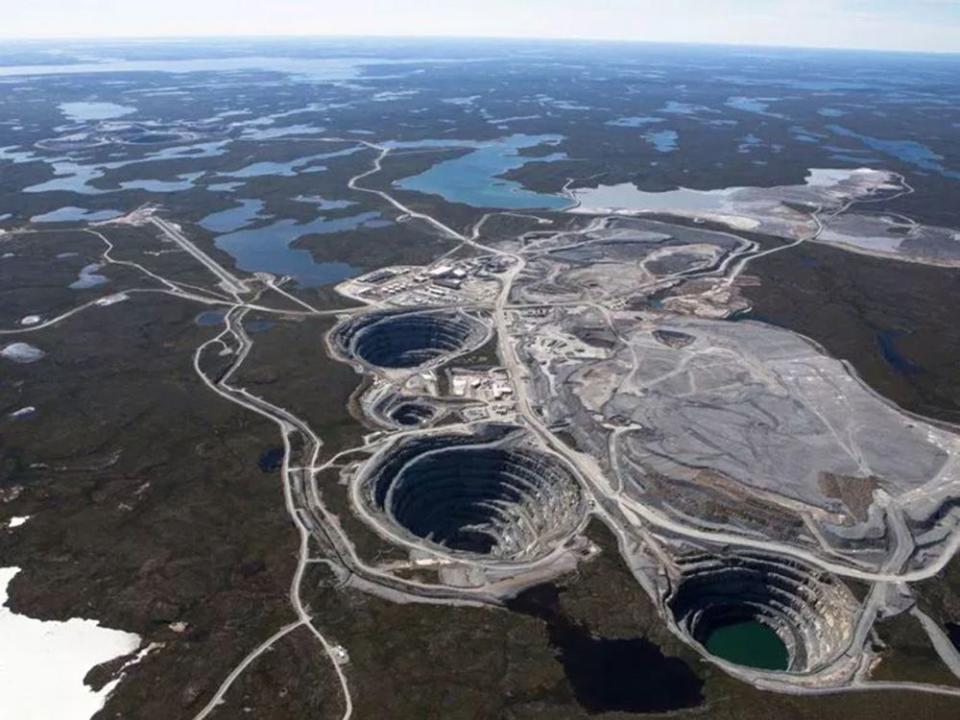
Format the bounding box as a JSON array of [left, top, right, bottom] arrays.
[[1, 33, 959, 58]]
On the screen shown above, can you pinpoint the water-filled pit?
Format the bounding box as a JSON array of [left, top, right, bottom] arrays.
[[704, 620, 789, 671], [669, 553, 857, 672]]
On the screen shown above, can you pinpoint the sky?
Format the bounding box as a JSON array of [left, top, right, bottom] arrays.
[[5, 0, 960, 53]]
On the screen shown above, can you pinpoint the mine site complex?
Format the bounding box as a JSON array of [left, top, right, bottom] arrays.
[[315, 165, 960, 695]]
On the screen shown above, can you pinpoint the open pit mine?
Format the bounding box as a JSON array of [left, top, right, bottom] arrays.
[[317, 167, 960, 697]]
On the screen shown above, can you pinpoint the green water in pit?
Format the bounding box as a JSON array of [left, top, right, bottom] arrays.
[[705, 620, 790, 671]]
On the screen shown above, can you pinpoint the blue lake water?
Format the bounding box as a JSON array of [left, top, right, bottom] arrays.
[[149, 140, 230, 162], [200, 199, 266, 233], [720, 76, 873, 92], [145, 140, 230, 161], [195, 310, 226, 327], [59, 101, 136, 122], [0, 56, 385, 82], [725, 97, 782, 118], [119, 173, 204, 192], [31, 207, 122, 223], [195, 310, 274, 334], [10, 132, 327, 196], [218, 146, 359, 179], [823, 145, 873, 155], [443, 96, 480, 107], [122, 132, 185, 144], [241, 123, 327, 140], [24, 161, 111, 194], [258, 447, 285, 472], [486, 114, 542, 125], [294, 195, 355, 210], [212, 211, 383, 287], [790, 126, 826, 144], [831, 153, 880, 165], [221, 160, 325, 178], [22, 140, 228, 194], [948, 623, 960, 652], [829, 125, 960, 179], [544, 99, 592, 111], [606, 116, 663, 128], [738, 134, 762, 153], [877, 329, 922, 375], [661, 101, 711, 116], [645, 130, 679, 153], [69, 263, 109, 289], [392, 134, 569, 210]]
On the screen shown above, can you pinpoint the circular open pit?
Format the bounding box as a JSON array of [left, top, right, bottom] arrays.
[[668, 553, 857, 673], [364, 385, 442, 429], [389, 402, 437, 427], [332, 309, 489, 370], [360, 427, 586, 560]]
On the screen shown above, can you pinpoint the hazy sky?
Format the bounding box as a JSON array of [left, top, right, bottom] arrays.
[[5, 0, 960, 53]]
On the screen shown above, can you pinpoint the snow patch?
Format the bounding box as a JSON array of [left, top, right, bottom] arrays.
[[0, 566, 142, 720], [1, 342, 45, 364], [95, 293, 129, 307]]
